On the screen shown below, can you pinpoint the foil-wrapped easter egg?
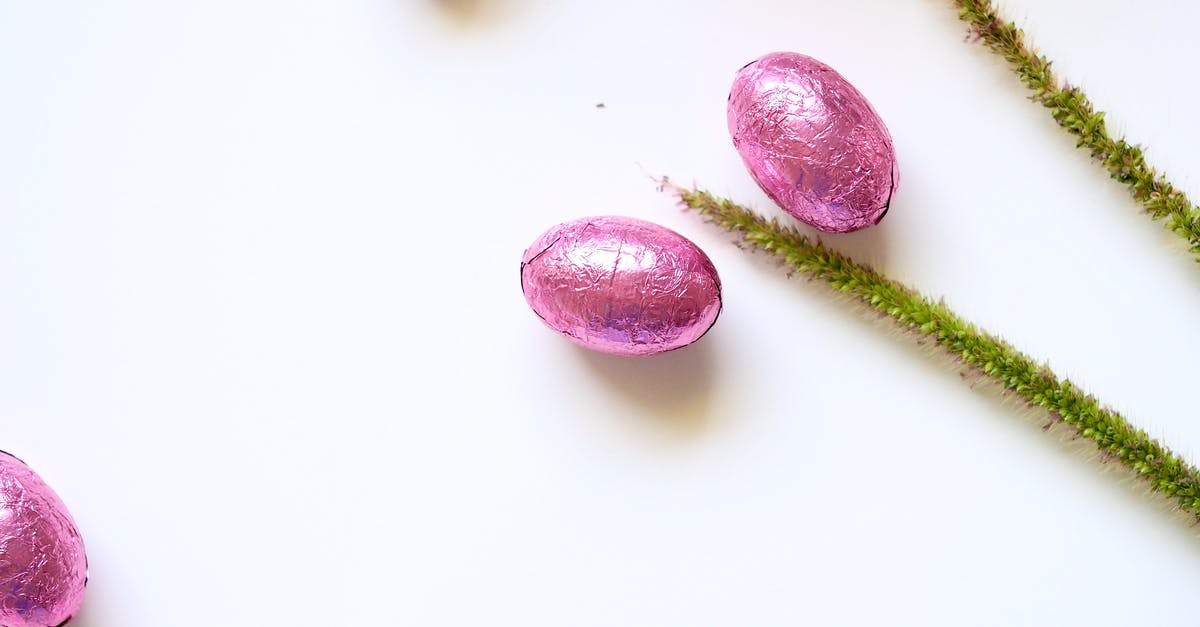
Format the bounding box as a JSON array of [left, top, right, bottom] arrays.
[[520, 216, 722, 356], [728, 51, 898, 233], [0, 451, 87, 627]]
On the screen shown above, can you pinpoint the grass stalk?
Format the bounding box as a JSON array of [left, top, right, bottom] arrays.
[[954, 0, 1200, 260]]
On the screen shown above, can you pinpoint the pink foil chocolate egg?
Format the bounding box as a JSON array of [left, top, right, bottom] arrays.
[[520, 216, 722, 356], [728, 51, 898, 233], [0, 452, 87, 627]]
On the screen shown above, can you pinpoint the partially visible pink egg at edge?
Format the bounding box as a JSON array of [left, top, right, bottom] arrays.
[[0, 451, 87, 627], [520, 216, 722, 357], [728, 51, 899, 233]]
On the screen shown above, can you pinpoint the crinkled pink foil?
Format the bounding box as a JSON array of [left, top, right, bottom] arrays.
[[0, 452, 87, 627], [728, 51, 898, 233], [520, 216, 722, 357]]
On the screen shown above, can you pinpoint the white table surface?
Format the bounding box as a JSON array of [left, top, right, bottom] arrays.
[[3, 1, 1200, 624]]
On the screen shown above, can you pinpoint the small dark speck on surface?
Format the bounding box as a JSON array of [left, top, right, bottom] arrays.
[[595, 102, 606, 109]]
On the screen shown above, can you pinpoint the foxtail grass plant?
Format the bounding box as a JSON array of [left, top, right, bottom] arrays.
[[953, 0, 1200, 261], [674, 186, 1200, 521]]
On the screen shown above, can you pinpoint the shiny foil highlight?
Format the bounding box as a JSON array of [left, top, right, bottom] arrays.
[[728, 51, 898, 233], [0, 452, 87, 627], [520, 216, 722, 356]]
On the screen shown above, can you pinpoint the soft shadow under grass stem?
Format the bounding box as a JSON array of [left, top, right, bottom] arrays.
[[678, 186, 1200, 519]]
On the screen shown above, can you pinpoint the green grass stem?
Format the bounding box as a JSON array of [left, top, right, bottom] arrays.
[[954, 0, 1200, 261]]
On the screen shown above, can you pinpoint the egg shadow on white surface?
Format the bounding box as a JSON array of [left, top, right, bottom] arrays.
[[66, 605, 101, 627], [820, 205, 897, 268], [61, 570, 120, 627], [574, 333, 718, 437], [429, 0, 523, 27]]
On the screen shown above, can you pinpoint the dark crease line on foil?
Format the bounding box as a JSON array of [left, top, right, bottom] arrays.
[[686, 278, 724, 349], [524, 236, 562, 267], [519, 235, 563, 297], [875, 167, 897, 224]]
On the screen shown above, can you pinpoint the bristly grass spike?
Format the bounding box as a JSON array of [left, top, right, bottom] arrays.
[[954, 0, 1200, 261]]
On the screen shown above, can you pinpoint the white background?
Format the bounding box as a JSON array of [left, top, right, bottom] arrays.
[[2, 0, 1200, 624]]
